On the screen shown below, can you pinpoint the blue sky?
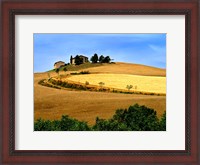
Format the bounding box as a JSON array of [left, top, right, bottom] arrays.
[[34, 33, 166, 72]]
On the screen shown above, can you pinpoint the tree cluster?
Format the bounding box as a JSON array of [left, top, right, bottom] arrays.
[[74, 55, 83, 65], [93, 104, 166, 131], [34, 115, 90, 131], [90, 53, 111, 63], [34, 104, 166, 131]]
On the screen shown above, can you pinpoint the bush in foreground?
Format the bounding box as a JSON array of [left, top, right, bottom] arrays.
[[93, 104, 165, 131], [34, 115, 91, 131], [34, 104, 166, 131]]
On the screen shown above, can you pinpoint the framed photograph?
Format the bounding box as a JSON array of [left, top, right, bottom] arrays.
[[1, 0, 199, 164]]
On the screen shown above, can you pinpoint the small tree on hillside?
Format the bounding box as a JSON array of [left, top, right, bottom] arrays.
[[99, 82, 105, 88], [90, 56, 94, 63], [135, 85, 137, 90], [70, 55, 73, 64], [126, 85, 133, 91], [55, 68, 60, 76], [91, 53, 98, 63], [85, 81, 89, 85], [99, 55, 105, 63], [103, 56, 111, 63]]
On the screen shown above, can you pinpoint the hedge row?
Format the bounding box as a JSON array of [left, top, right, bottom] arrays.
[[38, 79, 61, 89]]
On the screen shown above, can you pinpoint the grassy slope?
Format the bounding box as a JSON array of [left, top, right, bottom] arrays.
[[81, 62, 166, 76], [49, 62, 166, 76], [35, 62, 166, 125], [49, 63, 103, 72]]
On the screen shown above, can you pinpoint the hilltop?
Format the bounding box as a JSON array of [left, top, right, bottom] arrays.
[[51, 62, 166, 77]]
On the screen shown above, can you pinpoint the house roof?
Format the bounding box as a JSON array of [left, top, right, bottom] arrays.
[[79, 55, 88, 58], [54, 61, 65, 65], [72, 55, 88, 59]]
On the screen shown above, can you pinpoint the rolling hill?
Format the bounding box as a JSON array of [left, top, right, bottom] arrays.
[[34, 62, 166, 125], [56, 62, 166, 76]]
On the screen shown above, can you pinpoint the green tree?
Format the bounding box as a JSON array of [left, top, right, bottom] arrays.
[[55, 68, 59, 76], [93, 104, 161, 131], [70, 55, 73, 64], [90, 53, 98, 63], [85, 81, 89, 85], [75, 55, 83, 65], [103, 56, 111, 63], [135, 85, 137, 90], [126, 85, 133, 91], [159, 111, 166, 131], [34, 104, 165, 131], [99, 55, 105, 63], [34, 115, 91, 131], [98, 82, 105, 88]]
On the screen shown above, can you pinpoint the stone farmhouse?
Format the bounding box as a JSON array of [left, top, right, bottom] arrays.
[[70, 55, 89, 65], [54, 61, 65, 69], [54, 55, 89, 69]]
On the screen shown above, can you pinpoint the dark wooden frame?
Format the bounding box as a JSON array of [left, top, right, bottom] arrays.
[[0, 0, 199, 164]]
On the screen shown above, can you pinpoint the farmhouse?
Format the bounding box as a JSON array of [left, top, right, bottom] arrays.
[[54, 61, 65, 69], [70, 55, 89, 65]]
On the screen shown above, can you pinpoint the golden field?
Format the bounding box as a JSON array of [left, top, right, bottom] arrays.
[[81, 62, 166, 76], [65, 73, 166, 94], [34, 63, 166, 125]]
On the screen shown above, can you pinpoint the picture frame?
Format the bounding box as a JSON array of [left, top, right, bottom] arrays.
[[1, 0, 199, 164]]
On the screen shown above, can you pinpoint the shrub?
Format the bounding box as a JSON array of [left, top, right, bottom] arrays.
[[57, 80, 62, 86], [38, 79, 61, 89], [34, 115, 91, 131], [55, 68, 59, 75], [98, 82, 105, 88], [77, 84, 86, 90], [85, 81, 89, 85], [126, 85, 133, 91], [61, 81, 67, 87], [93, 104, 162, 131], [99, 88, 107, 92], [80, 71, 90, 74], [38, 79, 45, 85], [63, 67, 68, 73], [159, 111, 166, 131], [70, 72, 79, 75], [59, 115, 90, 131]]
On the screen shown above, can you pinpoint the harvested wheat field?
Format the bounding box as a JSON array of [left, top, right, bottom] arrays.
[[65, 74, 166, 94], [34, 71, 166, 125], [81, 62, 166, 76]]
